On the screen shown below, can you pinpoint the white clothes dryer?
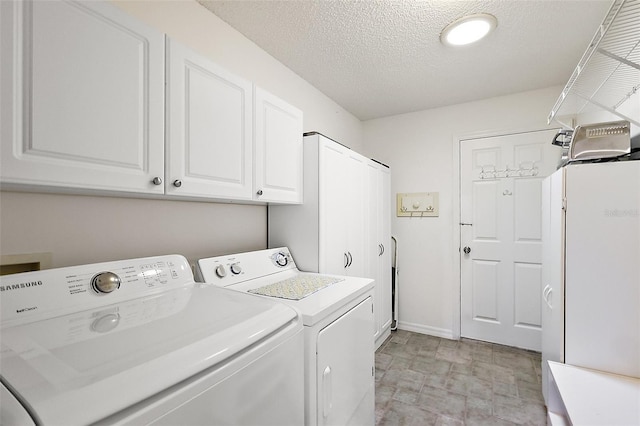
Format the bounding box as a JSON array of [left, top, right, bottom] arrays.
[[196, 247, 375, 426], [0, 255, 304, 425]]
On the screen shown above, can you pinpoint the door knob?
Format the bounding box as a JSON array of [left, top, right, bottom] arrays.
[[463, 246, 471, 254]]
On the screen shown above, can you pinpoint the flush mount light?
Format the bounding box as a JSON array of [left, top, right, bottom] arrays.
[[440, 13, 497, 47]]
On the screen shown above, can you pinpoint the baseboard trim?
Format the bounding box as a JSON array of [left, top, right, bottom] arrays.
[[397, 321, 456, 340], [375, 327, 391, 350]]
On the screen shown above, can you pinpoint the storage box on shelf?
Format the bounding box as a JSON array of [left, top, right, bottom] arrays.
[[0, 0, 302, 204]]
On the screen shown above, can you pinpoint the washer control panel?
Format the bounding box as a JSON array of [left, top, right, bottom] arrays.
[[196, 247, 297, 286], [0, 255, 193, 325]]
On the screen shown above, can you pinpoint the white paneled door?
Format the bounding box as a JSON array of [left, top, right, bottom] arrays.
[[460, 129, 559, 350]]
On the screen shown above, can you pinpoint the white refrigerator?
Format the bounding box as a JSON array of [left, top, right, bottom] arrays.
[[541, 160, 640, 404]]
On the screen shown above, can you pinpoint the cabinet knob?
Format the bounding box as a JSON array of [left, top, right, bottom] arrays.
[[463, 246, 471, 254], [173, 179, 182, 188], [152, 177, 163, 185], [256, 189, 263, 196]]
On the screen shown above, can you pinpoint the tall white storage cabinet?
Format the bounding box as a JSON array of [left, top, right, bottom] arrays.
[[269, 132, 392, 349], [0, 0, 164, 194]]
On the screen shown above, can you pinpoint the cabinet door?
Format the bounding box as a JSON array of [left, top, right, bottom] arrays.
[[344, 151, 366, 277], [365, 161, 381, 281], [319, 141, 350, 275], [254, 87, 303, 204], [0, 0, 164, 193], [166, 38, 252, 200], [366, 161, 392, 346], [365, 161, 381, 341], [378, 166, 392, 333], [541, 169, 565, 404], [319, 139, 367, 276]]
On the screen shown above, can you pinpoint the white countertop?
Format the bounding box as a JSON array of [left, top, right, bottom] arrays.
[[548, 361, 640, 425]]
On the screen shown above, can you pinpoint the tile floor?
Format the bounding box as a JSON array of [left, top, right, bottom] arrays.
[[375, 330, 547, 425]]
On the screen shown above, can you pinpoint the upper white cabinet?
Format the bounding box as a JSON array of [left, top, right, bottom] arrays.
[[1, 0, 303, 204], [165, 38, 253, 200], [0, 0, 165, 194], [254, 87, 303, 204]]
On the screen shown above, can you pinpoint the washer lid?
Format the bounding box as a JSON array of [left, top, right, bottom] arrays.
[[0, 284, 299, 425]]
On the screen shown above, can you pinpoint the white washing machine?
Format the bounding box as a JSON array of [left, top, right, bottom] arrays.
[[196, 247, 375, 426], [0, 254, 304, 425]]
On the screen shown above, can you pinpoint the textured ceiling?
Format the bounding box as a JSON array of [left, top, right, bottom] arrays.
[[197, 0, 612, 121]]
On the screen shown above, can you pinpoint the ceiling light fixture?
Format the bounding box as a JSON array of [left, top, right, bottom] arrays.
[[440, 13, 497, 47]]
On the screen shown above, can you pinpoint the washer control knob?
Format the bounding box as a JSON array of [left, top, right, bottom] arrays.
[[275, 252, 289, 267], [215, 265, 227, 278], [230, 263, 242, 275], [91, 272, 121, 294]]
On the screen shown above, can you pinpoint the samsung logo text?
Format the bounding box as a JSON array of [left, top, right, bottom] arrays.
[[0, 281, 44, 292]]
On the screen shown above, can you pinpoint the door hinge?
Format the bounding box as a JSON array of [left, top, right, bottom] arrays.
[[372, 366, 375, 377], [562, 197, 567, 211]]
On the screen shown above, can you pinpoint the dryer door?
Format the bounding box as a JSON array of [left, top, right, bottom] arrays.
[[317, 296, 374, 425]]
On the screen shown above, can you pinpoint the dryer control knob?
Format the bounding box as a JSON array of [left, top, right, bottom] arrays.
[[230, 263, 242, 275], [91, 272, 121, 294], [215, 265, 227, 278]]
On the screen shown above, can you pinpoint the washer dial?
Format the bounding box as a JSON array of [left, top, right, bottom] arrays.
[[274, 252, 289, 267], [230, 263, 242, 275], [91, 272, 121, 294], [215, 265, 227, 278]]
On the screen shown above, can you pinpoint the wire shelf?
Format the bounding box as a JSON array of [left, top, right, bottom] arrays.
[[548, 0, 640, 128]]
